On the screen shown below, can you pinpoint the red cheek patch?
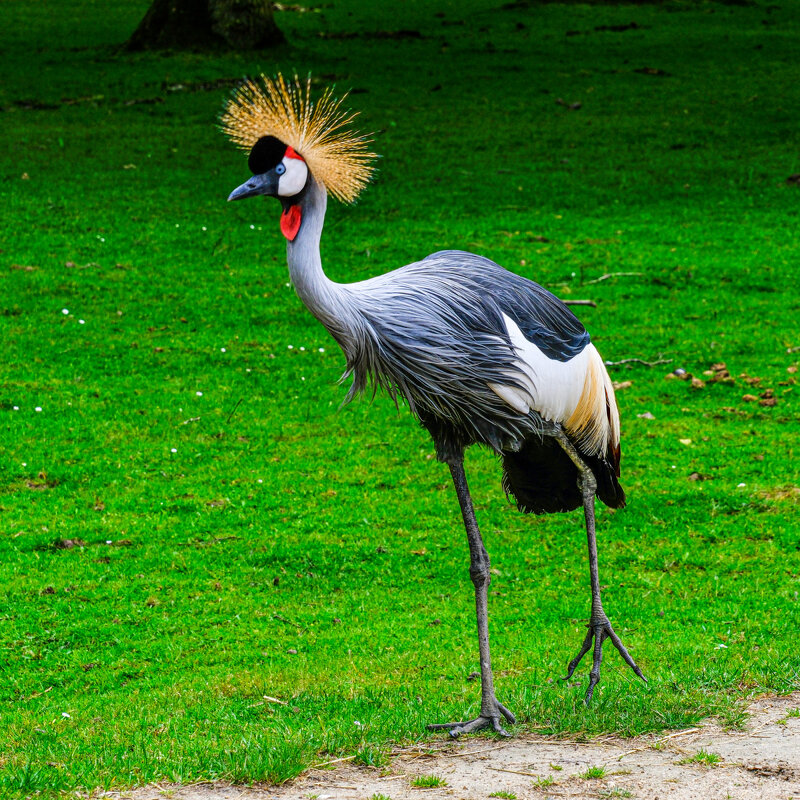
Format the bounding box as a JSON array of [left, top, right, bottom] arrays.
[[280, 204, 302, 241]]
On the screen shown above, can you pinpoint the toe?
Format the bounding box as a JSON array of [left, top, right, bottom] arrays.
[[497, 702, 516, 724], [606, 627, 646, 681], [563, 627, 594, 680], [491, 718, 511, 737], [427, 722, 464, 732]]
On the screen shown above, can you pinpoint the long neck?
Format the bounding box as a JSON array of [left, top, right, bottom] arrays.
[[285, 175, 360, 356]]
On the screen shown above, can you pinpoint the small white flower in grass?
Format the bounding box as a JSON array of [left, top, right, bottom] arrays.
[[196, 391, 203, 397], [62, 308, 69, 315], [22, 462, 27, 466], [62, 712, 71, 718], [170, 448, 177, 453], [220, 347, 226, 353], [301, 376, 305, 381], [299, 346, 305, 351], [35, 407, 42, 412], [202, 226, 207, 231], [714, 643, 728, 650], [13, 406, 19, 411], [257, 479, 263, 484], [78, 319, 85, 325], [287, 345, 294, 350], [354, 720, 361, 727], [106, 540, 112, 545], [737, 483, 746, 488], [249, 224, 255, 230], [285, 282, 290, 288], [318, 347, 325, 353], [670, 465, 676, 469]]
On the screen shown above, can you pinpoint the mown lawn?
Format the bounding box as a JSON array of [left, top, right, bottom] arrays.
[[1, 0, 798, 794]]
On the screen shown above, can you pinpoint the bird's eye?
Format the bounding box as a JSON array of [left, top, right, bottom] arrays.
[[275, 163, 286, 175]]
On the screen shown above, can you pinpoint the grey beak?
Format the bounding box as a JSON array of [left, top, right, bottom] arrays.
[[227, 172, 276, 202]]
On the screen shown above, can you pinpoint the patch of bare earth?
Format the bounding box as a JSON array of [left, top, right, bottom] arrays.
[[116, 693, 800, 800]]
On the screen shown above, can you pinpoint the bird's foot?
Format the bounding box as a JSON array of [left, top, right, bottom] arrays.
[[427, 699, 516, 738], [564, 611, 646, 705]]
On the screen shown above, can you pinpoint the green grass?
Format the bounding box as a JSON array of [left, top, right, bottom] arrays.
[[489, 792, 517, 799], [1, 0, 800, 796], [580, 766, 607, 780], [679, 748, 723, 767], [410, 775, 448, 788], [355, 743, 390, 768]]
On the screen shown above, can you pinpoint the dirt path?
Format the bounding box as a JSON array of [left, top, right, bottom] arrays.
[[120, 693, 800, 800]]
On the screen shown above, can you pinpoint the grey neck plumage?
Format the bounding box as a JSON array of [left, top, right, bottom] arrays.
[[285, 175, 365, 360]]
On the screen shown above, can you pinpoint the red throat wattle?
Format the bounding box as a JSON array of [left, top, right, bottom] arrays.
[[280, 205, 302, 241]]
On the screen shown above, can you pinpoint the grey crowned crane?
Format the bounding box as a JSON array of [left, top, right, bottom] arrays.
[[222, 74, 645, 737]]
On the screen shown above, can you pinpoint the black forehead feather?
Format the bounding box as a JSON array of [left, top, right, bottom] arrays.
[[248, 136, 287, 175]]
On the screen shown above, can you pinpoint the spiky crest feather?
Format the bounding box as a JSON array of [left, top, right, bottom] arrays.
[[221, 73, 376, 204]]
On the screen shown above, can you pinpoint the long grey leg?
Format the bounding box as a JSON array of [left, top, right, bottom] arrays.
[[555, 431, 646, 704], [427, 457, 516, 737]]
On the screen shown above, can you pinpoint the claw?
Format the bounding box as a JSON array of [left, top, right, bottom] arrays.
[[428, 700, 517, 738], [563, 615, 645, 704], [428, 715, 511, 738]]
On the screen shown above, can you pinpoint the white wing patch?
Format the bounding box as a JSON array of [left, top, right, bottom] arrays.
[[488, 313, 620, 457]]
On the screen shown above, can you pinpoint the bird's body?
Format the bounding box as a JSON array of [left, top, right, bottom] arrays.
[[224, 74, 645, 736], [287, 177, 624, 513]]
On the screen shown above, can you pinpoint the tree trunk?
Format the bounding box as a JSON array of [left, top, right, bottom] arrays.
[[125, 0, 284, 51]]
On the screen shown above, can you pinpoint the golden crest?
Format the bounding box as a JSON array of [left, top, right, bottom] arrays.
[[221, 73, 376, 204]]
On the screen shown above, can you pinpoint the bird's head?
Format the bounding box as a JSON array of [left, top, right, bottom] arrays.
[[221, 73, 377, 241], [227, 135, 310, 241], [228, 135, 309, 203]]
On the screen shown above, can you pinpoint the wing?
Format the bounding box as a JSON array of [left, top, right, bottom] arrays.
[[348, 250, 621, 469], [427, 250, 590, 362]]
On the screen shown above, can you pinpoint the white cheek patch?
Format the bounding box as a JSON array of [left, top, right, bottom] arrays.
[[277, 157, 308, 197]]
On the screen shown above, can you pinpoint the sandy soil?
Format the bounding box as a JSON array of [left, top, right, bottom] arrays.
[[117, 693, 800, 800]]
